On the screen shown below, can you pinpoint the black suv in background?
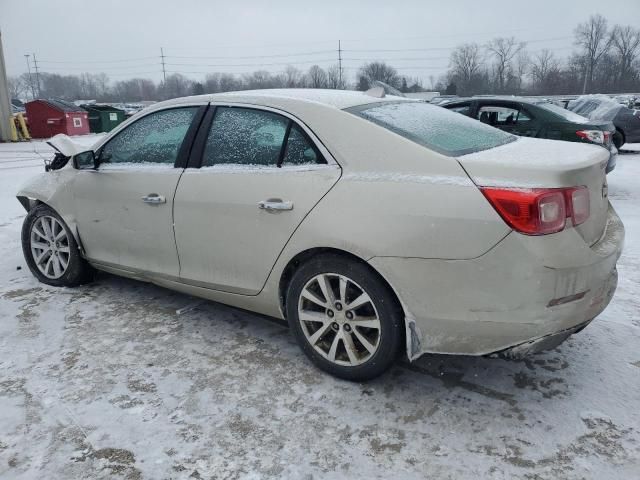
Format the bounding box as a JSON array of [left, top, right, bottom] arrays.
[[442, 96, 618, 173]]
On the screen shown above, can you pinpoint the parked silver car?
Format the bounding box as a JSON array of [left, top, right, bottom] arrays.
[[17, 89, 624, 380]]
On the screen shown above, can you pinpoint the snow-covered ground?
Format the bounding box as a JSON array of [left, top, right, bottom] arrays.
[[0, 139, 639, 479]]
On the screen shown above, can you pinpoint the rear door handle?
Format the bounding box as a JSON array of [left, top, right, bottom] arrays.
[[258, 199, 293, 211], [142, 193, 166, 204]]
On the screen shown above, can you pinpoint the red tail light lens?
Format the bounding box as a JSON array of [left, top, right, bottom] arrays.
[[480, 186, 590, 235], [576, 130, 605, 144]]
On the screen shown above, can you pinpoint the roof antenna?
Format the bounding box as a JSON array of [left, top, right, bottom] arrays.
[[365, 86, 385, 98]]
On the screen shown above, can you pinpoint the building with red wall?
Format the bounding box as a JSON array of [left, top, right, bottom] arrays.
[[25, 99, 90, 138]]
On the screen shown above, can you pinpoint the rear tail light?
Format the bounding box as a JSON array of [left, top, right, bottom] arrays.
[[480, 186, 590, 235], [576, 130, 605, 144]]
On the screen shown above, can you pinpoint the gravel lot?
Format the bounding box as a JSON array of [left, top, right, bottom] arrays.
[[1, 140, 639, 479]]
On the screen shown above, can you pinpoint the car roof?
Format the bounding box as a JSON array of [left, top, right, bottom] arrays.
[[151, 89, 412, 112]]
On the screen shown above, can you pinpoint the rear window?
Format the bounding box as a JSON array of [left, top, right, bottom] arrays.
[[347, 101, 515, 157], [537, 102, 589, 123]]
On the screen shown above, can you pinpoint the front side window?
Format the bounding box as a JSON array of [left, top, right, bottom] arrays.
[[349, 101, 515, 157], [202, 107, 325, 167], [101, 107, 197, 166]]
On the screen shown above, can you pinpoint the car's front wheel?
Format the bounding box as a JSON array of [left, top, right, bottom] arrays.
[[21, 204, 93, 287], [286, 254, 403, 381]]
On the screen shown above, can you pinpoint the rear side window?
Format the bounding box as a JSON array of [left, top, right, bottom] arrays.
[[203, 107, 288, 167], [477, 105, 531, 126], [282, 124, 322, 166], [348, 101, 515, 157]]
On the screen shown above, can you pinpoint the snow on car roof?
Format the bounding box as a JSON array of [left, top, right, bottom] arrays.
[[155, 89, 412, 111]]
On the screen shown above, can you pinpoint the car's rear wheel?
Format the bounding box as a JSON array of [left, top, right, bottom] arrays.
[[22, 204, 93, 287], [286, 254, 403, 381], [613, 129, 625, 149]]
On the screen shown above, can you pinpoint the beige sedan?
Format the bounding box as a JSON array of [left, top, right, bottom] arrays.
[[17, 89, 624, 380]]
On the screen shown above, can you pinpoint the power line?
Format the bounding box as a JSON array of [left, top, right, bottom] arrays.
[[37, 56, 157, 64]]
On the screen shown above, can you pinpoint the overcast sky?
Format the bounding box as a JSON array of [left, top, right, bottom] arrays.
[[2, 0, 639, 86]]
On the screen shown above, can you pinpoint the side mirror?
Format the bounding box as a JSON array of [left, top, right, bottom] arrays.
[[74, 150, 98, 170]]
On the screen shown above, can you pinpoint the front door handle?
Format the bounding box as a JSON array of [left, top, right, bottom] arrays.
[[258, 199, 293, 211], [142, 193, 166, 204]]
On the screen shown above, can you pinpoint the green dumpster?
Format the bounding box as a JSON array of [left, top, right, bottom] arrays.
[[81, 104, 126, 133]]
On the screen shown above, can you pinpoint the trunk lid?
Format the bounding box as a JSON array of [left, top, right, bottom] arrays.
[[458, 137, 609, 245]]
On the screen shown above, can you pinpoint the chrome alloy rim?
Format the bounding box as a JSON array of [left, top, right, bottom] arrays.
[[298, 273, 381, 366], [30, 216, 70, 279]]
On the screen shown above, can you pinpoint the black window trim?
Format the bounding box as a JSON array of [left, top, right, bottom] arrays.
[[94, 104, 207, 169], [187, 103, 334, 169]]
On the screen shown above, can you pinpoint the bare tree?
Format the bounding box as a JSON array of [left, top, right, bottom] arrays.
[[486, 37, 526, 92], [610, 25, 640, 88], [326, 64, 345, 89], [306, 65, 328, 88], [574, 14, 612, 93], [531, 50, 556, 84], [450, 43, 483, 85], [7, 75, 27, 99], [283, 66, 303, 88], [356, 62, 401, 90]]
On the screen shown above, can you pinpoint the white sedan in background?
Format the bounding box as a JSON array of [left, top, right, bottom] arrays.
[[17, 89, 623, 380]]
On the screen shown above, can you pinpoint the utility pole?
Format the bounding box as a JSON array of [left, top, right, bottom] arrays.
[[160, 47, 167, 83], [160, 47, 167, 99], [24, 54, 35, 99], [32, 52, 41, 97], [0, 30, 13, 141], [338, 40, 343, 89]]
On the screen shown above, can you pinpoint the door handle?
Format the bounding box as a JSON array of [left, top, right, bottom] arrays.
[[141, 193, 166, 204], [258, 199, 293, 211]]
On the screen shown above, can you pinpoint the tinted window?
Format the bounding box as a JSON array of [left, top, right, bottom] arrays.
[[349, 101, 515, 157], [101, 107, 197, 165], [282, 124, 325, 166], [203, 107, 288, 167], [477, 105, 530, 126]]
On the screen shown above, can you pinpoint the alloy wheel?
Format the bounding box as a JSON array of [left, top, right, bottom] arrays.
[[298, 273, 381, 366], [30, 216, 70, 279]]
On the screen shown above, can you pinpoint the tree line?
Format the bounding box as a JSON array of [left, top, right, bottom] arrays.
[[8, 15, 639, 103], [445, 15, 640, 96]]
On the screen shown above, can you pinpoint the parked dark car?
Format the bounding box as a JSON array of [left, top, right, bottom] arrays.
[[568, 95, 640, 149], [443, 97, 617, 173]]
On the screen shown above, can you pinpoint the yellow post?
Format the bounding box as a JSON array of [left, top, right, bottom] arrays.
[[16, 112, 30, 139], [9, 115, 18, 141]]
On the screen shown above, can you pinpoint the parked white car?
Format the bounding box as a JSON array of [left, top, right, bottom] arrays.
[[17, 89, 624, 380]]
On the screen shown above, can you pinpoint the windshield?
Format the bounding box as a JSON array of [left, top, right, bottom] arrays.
[[348, 101, 516, 157], [537, 102, 589, 123]]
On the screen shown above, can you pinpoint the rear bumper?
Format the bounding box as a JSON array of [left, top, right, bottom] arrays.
[[606, 147, 617, 173], [370, 205, 624, 359]]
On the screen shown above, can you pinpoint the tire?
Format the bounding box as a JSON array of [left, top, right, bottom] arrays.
[[286, 254, 403, 381], [21, 204, 93, 287], [613, 129, 625, 150]]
